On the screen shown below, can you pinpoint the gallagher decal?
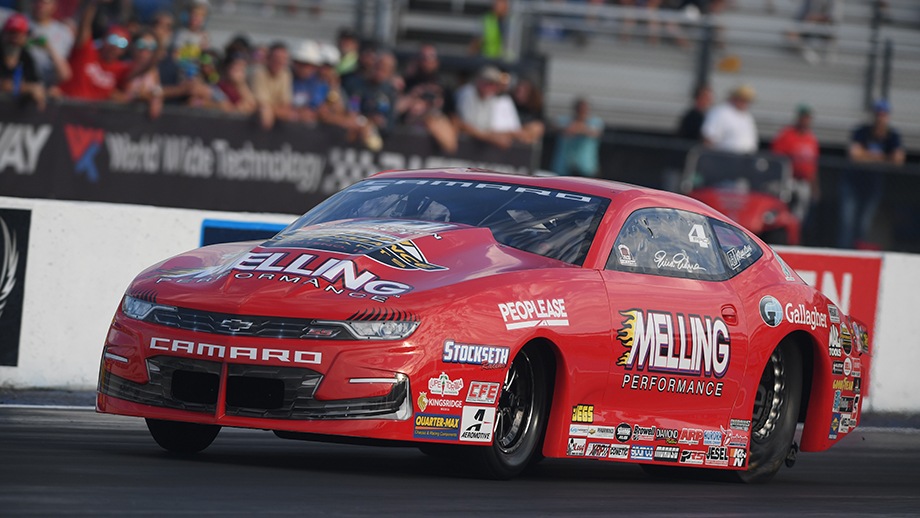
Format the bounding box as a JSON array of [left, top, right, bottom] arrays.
[[616, 309, 730, 398], [784, 303, 828, 330]]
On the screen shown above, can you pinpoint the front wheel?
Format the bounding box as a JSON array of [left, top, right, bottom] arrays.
[[146, 418, 221, 455], [734, 340, 803, 483], [469, 347, 549, 479]]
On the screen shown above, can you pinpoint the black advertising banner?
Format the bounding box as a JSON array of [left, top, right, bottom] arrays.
[[0, 101, 534, 215], [0, 208, 30, 366]]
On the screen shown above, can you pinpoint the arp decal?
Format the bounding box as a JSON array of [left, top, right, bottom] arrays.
[[497, 299, 568, 330], [617, 309, 730, 398], [678, 428, 703, 446], [759, 296, 783, 327]]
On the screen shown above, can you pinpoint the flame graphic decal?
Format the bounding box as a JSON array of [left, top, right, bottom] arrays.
[[616, 309, 640, 366]]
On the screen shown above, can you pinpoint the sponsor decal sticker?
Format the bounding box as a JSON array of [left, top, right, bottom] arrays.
[[705, 446, 729, 467], [688, 224, 711, 248], [680, 450, 706, 465], [759, 296, 783, 327], [428, 372, 463, 396], [726, 245, 754, 270], [852, 358, 862, 378], [417, 392, 428, 411], [466, 381, 501, 404], [832, 361, 844, 375], [442, 340, 509, 369], [785, 303, 828, 330], [655, 428, 678, 444], [832, 378, 854, 391], [840, 324, 852, 355], [586, 443, 610, 458], [572, 404, 594, 423], [631, 445, 654, 461], [654, 446, 680, 462], [633, 425, 656, 442], [828, 413, 841, 440], [827, 305, 840, 324], [618, 244, 637, 267], [459, 406, 495, 442], [721, 426, 749, 448], [843, 357, 852, 376], [567, 438, 586, 456], [616, 308, 730, 398], [498, 299, 568, 330], [730, 419, 751, 432], [678, 428, 703, 446], [414, 413, 460, 440], [569, 425, 591, 437], [829, 326, 842, 357], [608, 445, 630, 459], [703, 430, 723, 447], [589, 426, 618, 440], [615, 423, 632, 443], [730, 447, 747, 468]]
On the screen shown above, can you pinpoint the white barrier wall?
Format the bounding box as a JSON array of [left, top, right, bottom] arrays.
[[0, 197, 295, 389], [1, 197, 918, 413]]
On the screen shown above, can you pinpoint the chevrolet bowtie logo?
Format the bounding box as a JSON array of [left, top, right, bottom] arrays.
[[220, 319, 254, 332]]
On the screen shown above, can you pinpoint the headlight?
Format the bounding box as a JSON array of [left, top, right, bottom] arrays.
[[337, 320, 419, 340], [122, 295, 176, 321]]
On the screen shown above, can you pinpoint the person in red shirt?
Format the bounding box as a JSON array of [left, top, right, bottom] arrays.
[[771, 104, 820, 224], [59, 0, 131, 101]]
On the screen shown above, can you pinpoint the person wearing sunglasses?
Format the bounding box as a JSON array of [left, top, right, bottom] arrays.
[[112, 30, 164, 119], [59, 0, 144, 101]]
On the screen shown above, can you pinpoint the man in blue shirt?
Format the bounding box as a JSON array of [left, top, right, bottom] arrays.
[[551, 97, 604, 177]]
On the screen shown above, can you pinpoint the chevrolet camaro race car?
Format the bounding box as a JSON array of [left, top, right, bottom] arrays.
[[97, 169, 870, 482]]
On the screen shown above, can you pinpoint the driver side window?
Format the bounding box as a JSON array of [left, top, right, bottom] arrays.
[[606, 208, 728, 281]]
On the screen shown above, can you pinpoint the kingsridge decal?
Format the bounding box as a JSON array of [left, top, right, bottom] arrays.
[[617, 309, 730, 397]]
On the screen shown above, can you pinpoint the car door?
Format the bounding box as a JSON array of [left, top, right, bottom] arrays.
[[599, 208, 750, 433]]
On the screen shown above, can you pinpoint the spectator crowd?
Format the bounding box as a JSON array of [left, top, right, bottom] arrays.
[[0, 0, 910, 250]]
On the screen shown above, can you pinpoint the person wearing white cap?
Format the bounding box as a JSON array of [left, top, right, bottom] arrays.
[[291, 39, 324, 124], [454, 65, 522, 149], [701, 85, 759, 154]]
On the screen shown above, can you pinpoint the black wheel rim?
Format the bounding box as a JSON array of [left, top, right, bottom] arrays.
[[495, 353, 535, 454], [751, 349, 786, 442]]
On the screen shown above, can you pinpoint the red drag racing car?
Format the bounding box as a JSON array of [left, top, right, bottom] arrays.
[[98, 169, 870, 482]]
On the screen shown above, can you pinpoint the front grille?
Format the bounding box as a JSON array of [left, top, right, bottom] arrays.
[[148, 307, 347, 339], [102, 355, 410, 420]]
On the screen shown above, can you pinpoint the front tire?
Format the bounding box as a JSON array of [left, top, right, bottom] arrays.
[[734, 340, 803, 483], [470, 347, 549, 479], [146, 418, 220, 455]]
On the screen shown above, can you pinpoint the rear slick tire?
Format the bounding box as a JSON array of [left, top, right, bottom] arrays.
[[733, 340, 803, 483], [146, 418, 221, 455], [470, 347, 549, 480]]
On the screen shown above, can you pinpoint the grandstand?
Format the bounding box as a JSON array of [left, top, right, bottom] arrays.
[[206, 0, 920, 151]]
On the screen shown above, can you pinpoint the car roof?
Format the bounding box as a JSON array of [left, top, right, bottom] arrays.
[[370, 168, 729, 221]]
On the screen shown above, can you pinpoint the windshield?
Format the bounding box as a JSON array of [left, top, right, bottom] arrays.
[[282, 177, 610, 266]]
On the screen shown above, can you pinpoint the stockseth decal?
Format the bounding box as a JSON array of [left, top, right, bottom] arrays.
[[616, 309, 730, 398], [498, 299, 568, 330], [428, 372, 463, 396], [0, 123, 52, 175], [442, 340, 509, 369], [414, 413, 460, 440], [466, 381, 500, 404], [150, 337, 321, 365], [459, 406, 495, 442], [0, 210, 30, 367], [785, 303, 828, 330], [759, 296, 783, 327]]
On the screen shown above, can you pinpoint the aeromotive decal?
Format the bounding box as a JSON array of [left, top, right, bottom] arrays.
[[498, 299, 568, 330], [149, 337, 322, 364]]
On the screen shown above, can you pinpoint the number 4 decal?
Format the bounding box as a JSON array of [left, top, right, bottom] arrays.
[[689, 224, 710, 248]]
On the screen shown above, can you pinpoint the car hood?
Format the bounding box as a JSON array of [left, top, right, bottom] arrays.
[[130, 219, 573, 317]]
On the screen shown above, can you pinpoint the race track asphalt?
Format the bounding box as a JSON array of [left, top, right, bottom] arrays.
[[1, 402, 918, 517]]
